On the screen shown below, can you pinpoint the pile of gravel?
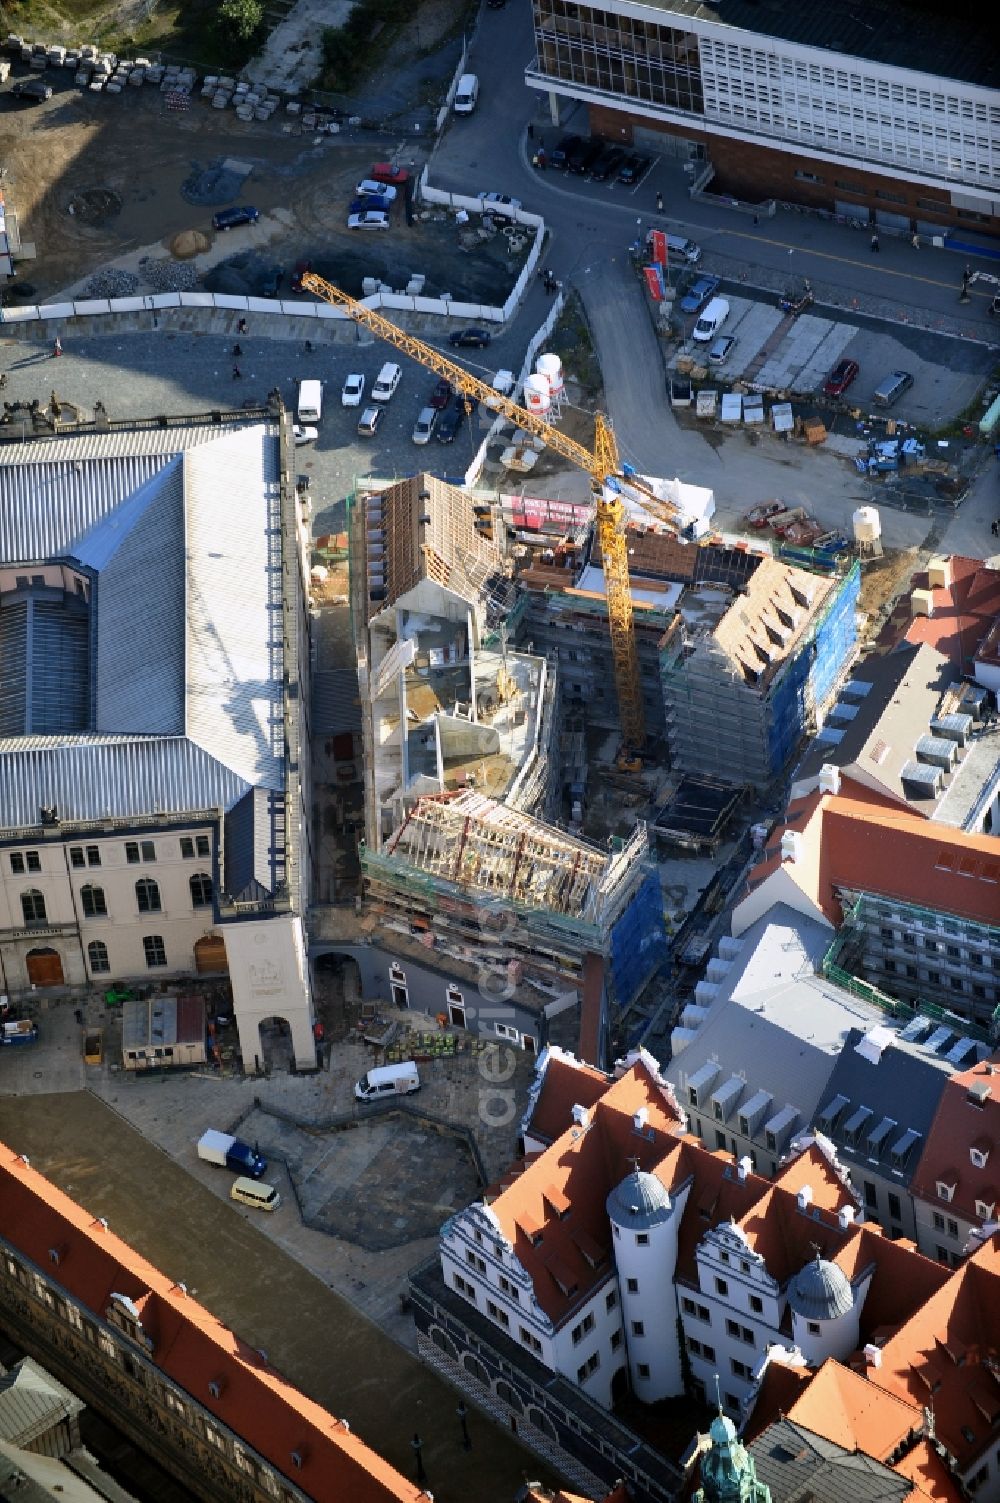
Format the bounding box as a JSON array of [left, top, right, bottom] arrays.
[[139, 257, 202, 293], [82, 268, 140, 298]]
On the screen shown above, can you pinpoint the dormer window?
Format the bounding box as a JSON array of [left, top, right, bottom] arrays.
[[975, 1199, 996, 1221], [936, 1180, 956, 1203], [970, 1143, 990, 1169]]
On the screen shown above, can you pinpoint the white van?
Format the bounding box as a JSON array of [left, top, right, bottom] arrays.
[[297, 378, 323, 424], [372, 362, 402, 402], [693, 296, 730, 342], [355, 1060, 421, 1101], [230, 1177, 281, 1212], [453, 73, 479, 115]]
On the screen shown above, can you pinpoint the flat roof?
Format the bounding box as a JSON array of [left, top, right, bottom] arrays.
[[636, 0, 1000, 91]]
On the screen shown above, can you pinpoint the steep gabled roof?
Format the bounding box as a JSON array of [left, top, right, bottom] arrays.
[[522, 1047, 609, 1148], [0, 1146, 415, 1501], [910, 1057, 1000, 1223]]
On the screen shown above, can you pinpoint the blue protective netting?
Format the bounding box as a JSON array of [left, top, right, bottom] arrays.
[[609, 870, 669, 1010]]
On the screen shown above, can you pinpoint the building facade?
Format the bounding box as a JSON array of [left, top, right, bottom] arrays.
[[527, 0, 1000, 236], [0, 414, 317, 1073]]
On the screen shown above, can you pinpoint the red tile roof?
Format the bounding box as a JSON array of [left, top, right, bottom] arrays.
[[785, 1358, 918, 1458], [883, 556, 1000, 672], [911, 1057, 1000, 1223], [524, 1051, 609, 1148], [0, 1147, 419, 1501], [743, 787, 1000, 928]]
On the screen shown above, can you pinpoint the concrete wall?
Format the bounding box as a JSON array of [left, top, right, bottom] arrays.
[[225, 915, 315, 1072]]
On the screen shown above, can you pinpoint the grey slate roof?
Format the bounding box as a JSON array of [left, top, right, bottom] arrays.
[[606, 1169, 672, 1229], [811, 1020, 981, 1188], [749, 1418, 911, 1503], [787, 1257, 853, 1321], [0, 1358, 81, 1446], [0, 420, 290, 896]]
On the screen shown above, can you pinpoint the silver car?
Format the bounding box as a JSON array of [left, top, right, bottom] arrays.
[[412, 407, 438, 445]]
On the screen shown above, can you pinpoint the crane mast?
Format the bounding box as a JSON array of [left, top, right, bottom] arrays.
[[302, 271, 683, 752]]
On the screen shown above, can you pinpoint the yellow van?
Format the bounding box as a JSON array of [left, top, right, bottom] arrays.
[[230, 1176, 281, 1212]]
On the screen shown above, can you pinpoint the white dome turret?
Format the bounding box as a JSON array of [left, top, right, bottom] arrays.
[[787, 1254, 859, 1366]]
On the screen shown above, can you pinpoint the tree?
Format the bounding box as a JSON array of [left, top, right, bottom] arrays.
[[217, 0, 264, 46]]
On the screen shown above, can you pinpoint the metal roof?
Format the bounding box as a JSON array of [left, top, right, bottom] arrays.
[[750, 1418, 911, 1503], [606, 1170, 672, 1229]]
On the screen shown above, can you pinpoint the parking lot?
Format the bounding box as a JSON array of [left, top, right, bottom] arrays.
[[669, 286, 995, 427]]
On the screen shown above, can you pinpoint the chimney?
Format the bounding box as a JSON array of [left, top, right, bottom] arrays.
[[864, 1343, 882, 1369], [738, 1155, 753, 1183], [797, 1186, 813, 1211], [781, 830, 803, 863], [572, 1105, 590, 1129], [838, 1205, 855, 1230], [818, 764, 841, 796], [633, 1107, 649, 1132]]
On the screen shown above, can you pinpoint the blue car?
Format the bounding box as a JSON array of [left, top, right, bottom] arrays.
[[679, 275, 720, 314], [349, 194, 392, 213], [212, 205, 260, 231]]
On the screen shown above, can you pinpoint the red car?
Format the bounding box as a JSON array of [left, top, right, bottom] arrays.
[[823, 358, 860, 397], [371, 162, 409, 187], [428, 378, 452, 410], [291, 259, 313, 294]]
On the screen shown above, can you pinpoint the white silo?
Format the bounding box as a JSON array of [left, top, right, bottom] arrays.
[[523, 373, 551, 415], [852, 506, 882, 556], [535, 352, 564, 399], [606, 1168, 683, 1401], [786, 1254, 859, 1366]]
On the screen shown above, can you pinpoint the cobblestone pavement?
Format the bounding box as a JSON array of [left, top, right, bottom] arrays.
[[0, 1088, 553, 1502]]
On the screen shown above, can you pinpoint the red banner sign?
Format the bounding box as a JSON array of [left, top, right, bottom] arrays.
[[649, 229, 667, 267], [643, 265, 664, 302]]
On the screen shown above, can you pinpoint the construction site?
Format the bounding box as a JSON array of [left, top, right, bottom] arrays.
[[305, 276, 866, 1066]]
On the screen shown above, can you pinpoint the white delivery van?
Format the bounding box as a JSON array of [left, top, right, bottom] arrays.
[[665, 233, 702, 264], [355, 1060, 421, 1101], [297, 378, 323, 423], [231, 1176, 281, 1211], [372, 362, 402, 402], [453, 73, 479, 115], [693, 296, 730, 342]]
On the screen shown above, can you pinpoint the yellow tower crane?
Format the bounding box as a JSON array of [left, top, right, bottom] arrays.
[[302, 272, 685, 753]]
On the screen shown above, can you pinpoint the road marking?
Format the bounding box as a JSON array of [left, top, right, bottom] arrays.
[[709, 229, 990, 294]]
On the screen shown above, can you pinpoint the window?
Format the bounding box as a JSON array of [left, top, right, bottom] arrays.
[[747, 1292, 764, 1315], [81, 884, 107, 918], [70, 847, 86, 868], [498, 1275, 519, 1302], [864, 1181, 878, 1209], [126, 840, 156, 864], [637, 1363, 650, 1379], [486, 1300, 510, 1329], [25, 852, 41, 872], [636, 1233, 649, 1247], [453, 1274, 476, 1300], [631, 1321, 645, 1337], [627, 1278, 638, 1294], [715, 1277, 729, 1297], [88, 941, 110, 974], [807, 1320, 821, 1335], [794, 169, 824, 182], [495, 1023, 519, 1042], [888, 1194, 901, 1221], [190, 872, 213, 908], [948, 1218, 959, 1238], [135, 878, 161, 914], [611, 1328, 623, 1350], [937, 1181, 956, 1203], [196, 834, 210, 856], [9, 853, 25, 874], [731, 1358, 752, 1380], [577, 1353, 600, 1382], [605, 1290, 618, 1312], [180, 838, 194, 858], [519, 1326, 541, 1353], [715, 1129, 728, 1150], [465, 1251, 486, 1274], [21, 889, 46, 924], [571, 1313, 595, 1345], [933, 1212, 945, 1231], [143, 935, 167, 969]]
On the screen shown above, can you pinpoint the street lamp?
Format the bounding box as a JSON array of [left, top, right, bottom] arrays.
[[457, 1400, 472, 1450], [411, 1432, 427, 1486]]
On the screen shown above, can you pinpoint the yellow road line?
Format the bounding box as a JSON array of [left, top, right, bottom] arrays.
[[734, 232, 989, 294]]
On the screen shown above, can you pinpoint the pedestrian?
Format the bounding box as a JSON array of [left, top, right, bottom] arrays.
[[538, 148, 546, 169], [233, 343, 243, 358], [753, 213, 759, 226], [232, 363, 242, 379], [993, 521, 998, 537], [53, 337, 62, 357], [304, 340, 314, 355], [527, 123, 534, 142], [870, 232, 880, 253], [911, 232, 919, 249], [237, 317, 248, 335], [656, 192, 663, 213]]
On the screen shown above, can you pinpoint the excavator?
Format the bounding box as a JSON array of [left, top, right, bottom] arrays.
[[302, 272, 689, 764]]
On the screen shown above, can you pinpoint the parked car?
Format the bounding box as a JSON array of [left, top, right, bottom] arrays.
[[708, 334, 736, 365], [479, 192, 522, 211], [617, 154, 651, 185], [291, 259, 313, 294], [347, 210, 390, 231], [371, 162, 409, 186], [679, 274, 721, 314], [823, 358, 860, 397], [212, 205, 260, 231], [590, 146, 625, 181], [357, 404, 383, 437], [293, 424, 318, 445], [412, 407, 438, 445], [350, 194, 392, 213], [341, 373, 365, 407], [436, 405, 465, 443], [261, 265, 283, 297], [428, 378, 452, 409], [356, 179, 397, 201], [11, 79, 52, 101], [550, 134, 581, 170], [567, 139, 601, 174], [448, 327, 492, 348]]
